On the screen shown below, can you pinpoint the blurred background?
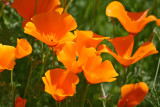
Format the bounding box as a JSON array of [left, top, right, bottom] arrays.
[[0, 0, 160, 106]]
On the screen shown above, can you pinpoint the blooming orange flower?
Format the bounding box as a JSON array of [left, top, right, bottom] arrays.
[[15, 96, 27, 107], [82, 53, 118, 84], [97, 34, 158, 67], [57, 41, 118, 84], [0, 38, 32, 72], [11, 0, 60, 27], [106, 1, 160, 34], [24, 11, 77, 48], [118, 82, 149, 107], [42, 68, 79, 101]]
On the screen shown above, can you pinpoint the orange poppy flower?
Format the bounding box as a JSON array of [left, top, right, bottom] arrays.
[[75, 30, 109, 55], [0, 38, 32, 72], [11, 0, 60, 27], [15, 96, 27, 107], [118, 82, 149, 107], [15, 38, 32, 59], [97, 34, 158, 67], [82, 53, 118, 84], [24, 11, 77, 48], [57, 41, 82, 74], [106, 1, 160, 34], [42, 68, 79, 101]]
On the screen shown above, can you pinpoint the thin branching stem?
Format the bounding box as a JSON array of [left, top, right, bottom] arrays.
[[100, 83, 106, 107], [81, 84, 90, 107], [0, 3, 5, 19], [23, 61, 33, 98], [11, 70, 15, 107], [63, 0, 73, 13]]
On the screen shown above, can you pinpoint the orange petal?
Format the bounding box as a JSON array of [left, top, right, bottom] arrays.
[[132, 42, 158, 64], [106, 1, 160, 33], [15, 96, 27, 107], [108, 34, 134, 58], [24, 11, 77, 46], [42, 68, 79, 101], [15, 38, 32, 59], [0, 44, 16, 71], [57, 41, 82, 73], [11, 0, 60, 19], [97, 34, 135, 67], [118, 82, 149, 107], [75, 30, 109, 55], [82, 54, 118, 84]]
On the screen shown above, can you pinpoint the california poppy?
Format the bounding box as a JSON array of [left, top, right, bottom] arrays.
[[11, 0, 60, 27], [15, 96, 27, 107], [118, 82, 149, 107], [24, 11, 77, 49], [0, 38, 32, 72], [82, 53, 119, 84], [97, 34, 158, 67], [57, 40, 118, 84], [42, 68, 79, 101], [106, 1, 160, 34]]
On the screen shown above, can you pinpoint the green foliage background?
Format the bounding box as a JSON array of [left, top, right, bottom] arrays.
[[0, 0, 160, 107]]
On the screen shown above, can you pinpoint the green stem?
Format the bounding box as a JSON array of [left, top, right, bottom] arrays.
[[52, 47, 56, 68], [63, 0, 73, 13], [90, 0, 99, 30], [111, 18, 115, 38], [55, 101, 58, 107], [0, 3, 5, 19], [153, 56, 160, 90], [123, 68, 127, 85], [34, 0, 38, 15], [23, 62, 33, 98], [81, 84, 89, 107], [100, 83, 106, 107], [11, 70, 15, 107]]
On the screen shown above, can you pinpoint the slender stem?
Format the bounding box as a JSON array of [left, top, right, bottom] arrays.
[[34, 0, 38, 15], [52, 47, 56, 68], [55, 101, 58, 107], [90, 0, 99, 30], [100, 83, 106, 107], [0, 3, 5, 19], [23, 62, 33, 98], [111, 18, 115, 37], [63, 0, 73, 13], [123, 67, 127, 85], [64, 0, 67, 9], [11, 70, 15, 107], [81, 84, 89, 107], [153, 56, 160, 90]]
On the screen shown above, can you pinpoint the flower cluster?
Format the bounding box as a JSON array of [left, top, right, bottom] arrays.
[[0, 0, 159, 106]]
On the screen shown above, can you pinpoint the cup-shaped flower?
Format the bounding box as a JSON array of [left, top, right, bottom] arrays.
[[15, 38, 32, 59], [15, 96, 27, 107], [0, 44, 16, 72], [0, 38, 32, 72], [98, 34, 158, 67], [11, 0, 60, 27], [82, 53, 118, 84], [106, 1, 160, 34], [118, 82, 149, 107], [42, 68, 79, 101], [24, 11, 77, 48]]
